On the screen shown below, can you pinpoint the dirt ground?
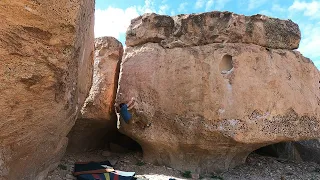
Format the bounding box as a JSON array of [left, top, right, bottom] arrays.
[[46, 151, 320, 180]]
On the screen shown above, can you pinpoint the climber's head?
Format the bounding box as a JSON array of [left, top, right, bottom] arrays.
[[119, 103, 126, 108]]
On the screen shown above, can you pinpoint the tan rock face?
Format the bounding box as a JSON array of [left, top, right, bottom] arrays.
[[0, 0, 94, 179], [126, 12, 301, 50], [67, 37, 123, 152], [81, 37, 123, 120], [117, 12, 319, 173]]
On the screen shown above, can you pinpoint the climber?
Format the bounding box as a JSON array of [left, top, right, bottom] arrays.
[[115, 97, 151, 129], [115, 97, 135, 123]]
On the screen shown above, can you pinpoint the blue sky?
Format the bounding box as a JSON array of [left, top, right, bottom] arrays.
[[95, 0, 320, 69]]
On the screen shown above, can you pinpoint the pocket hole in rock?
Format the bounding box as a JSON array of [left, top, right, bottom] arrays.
[[219, 54, 233, 74]]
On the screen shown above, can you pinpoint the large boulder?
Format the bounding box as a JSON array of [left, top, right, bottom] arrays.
[[126, 12, 301, 50], [0, 1, 94, 179], [116, 12, 320, 173], [67, 37, 123, 152]]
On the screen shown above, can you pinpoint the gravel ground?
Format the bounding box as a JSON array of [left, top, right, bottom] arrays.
[[221, 154, 320, 180], [46, 150, 185, 180], [46, 151, 320, 180]]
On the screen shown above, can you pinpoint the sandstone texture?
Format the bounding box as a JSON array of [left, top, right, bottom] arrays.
[[0, 1, 94, 179], [126, 12, 301, 50], [80, 37, 123, 120], [117, 12, 320, 173], [67, 37, 123, 152]]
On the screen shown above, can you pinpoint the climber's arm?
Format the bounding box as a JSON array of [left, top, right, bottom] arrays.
[[127, 97, 135, 110]]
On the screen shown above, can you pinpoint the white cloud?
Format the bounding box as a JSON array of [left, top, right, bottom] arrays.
[[259, 4, 287, 18], [272, 4, 286, 12], [286, 1, 320, 68], [138, 0, 155, 13], [259, 4, 285, 17], [299, 23, 320, 67], [159, 4, 169, 14], [248, 0, 267, 10], [94, 7, 139, 38], [195, 0, 205, 9], [259, 10, 273, 17], [137, 0, 170, 14], [205, 0, 230, 11], [94, 0, 171, 38], [215, 0, 230, 10], [205, 0, 214, 11], [289, 0, 320, 18], [178, 2, 188, 13], [315, 62, 320, 69], [314, 60, 320, 69]]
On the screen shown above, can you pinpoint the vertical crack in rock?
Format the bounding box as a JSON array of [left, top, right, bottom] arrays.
[[67, 37, 123, 153]]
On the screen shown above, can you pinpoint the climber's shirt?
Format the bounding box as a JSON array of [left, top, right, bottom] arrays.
[[120, 103, 132, 123]]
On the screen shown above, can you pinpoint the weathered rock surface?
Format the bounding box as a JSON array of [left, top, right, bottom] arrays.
[[0, 0, 94, 179], [80, 37, 123, 120], [67, 37, 123, 152], [126, 12, 301, 50], [117, 12, 319, 173]]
